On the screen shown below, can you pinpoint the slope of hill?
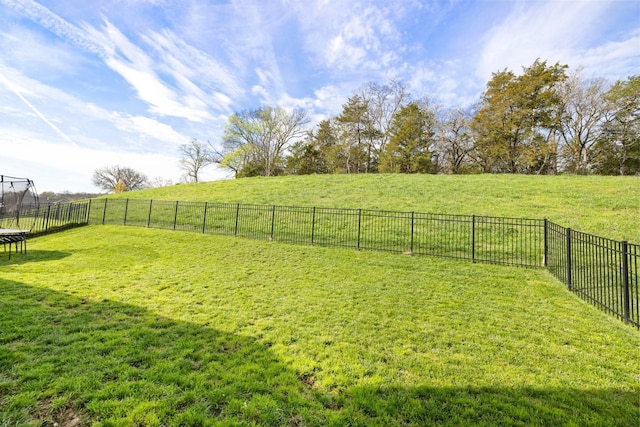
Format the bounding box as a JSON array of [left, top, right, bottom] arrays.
[[105, 174, 639, 242]]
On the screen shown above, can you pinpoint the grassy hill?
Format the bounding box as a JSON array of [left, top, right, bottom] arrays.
[[108, 174, 640, 242], [3, 174, 638, 425], [1, 226, 639, 426]]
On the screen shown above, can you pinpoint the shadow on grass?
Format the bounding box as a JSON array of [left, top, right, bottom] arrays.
[[0, 250, 72, 266], [0, 280, 637, 426], [340, 385, 639, 426]]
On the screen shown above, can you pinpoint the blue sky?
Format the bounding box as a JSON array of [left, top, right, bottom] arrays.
[[0, 0, 638, 193]]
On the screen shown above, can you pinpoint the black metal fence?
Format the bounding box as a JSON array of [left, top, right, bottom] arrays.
[[546, 220, 639, 328], [88, 198, 545, 267], [7, 197, 638, 329], [0, 201, 91, 236], [86, 198, 639, 328]]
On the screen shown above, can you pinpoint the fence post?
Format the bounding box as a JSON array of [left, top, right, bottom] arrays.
[[124, 199, 129, 225], [566, 228, 573, 291], [311, 207, 316, 245], [410, 212, 415, 254], [86, 199, 92, 224], [270, 205, 276, 241], [147, 200, 153, 228], [202, 202, 208, 234], [102, 199, 107, 225], [173, 201, 179, 230], [543, 218, 548, 267], [357, 209, 362, 250], [472, 215, 476, 263], [622, 241, 630, 324], [234, 203, 240, 236], [45, 204, 51, 232]]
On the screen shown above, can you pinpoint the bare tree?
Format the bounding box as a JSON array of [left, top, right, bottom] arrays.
[[179, 138, 213, 183], [148, 177, 174, 188], [557, 70, 609, 174], [92, 165, 148, 193], [594, 75, 640, 175], [435, 108, 475, 174], [357, 80, 411, 171]]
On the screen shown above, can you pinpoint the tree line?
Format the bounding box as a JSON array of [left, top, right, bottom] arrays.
[[203, 59, 638, 179], [93, 59, 638, 193]]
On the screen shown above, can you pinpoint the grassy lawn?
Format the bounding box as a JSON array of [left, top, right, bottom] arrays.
[[1, 226, 638, 426], [104, 174, 640, 243]]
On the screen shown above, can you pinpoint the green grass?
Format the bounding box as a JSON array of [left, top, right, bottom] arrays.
[[2, 226, 639, 426], [104, 174, 640, 242]]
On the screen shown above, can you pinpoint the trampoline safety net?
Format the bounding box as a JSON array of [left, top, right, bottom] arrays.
[[0, 175, 39, 231]]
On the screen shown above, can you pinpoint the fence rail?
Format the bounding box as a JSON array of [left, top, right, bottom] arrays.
[[546, 220, 639, 327], [88, 198, 546, 267], [5, 197, 638, 329], [0, 201, 90, 236], [87, 198, 638, 328]]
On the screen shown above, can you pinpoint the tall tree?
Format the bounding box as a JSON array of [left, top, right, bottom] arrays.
[[379, 102, 435, 173], [557, 71, 609, 174], [472, 59, 567, 174], [336, 95, 370, 173], [217, 145, 255, 178], [215, 107, 309, 177], [285, 138, 328, 175], [594, 75, 640, 175], [334, 80, 411, 173], [359, 80, 411, 171], [435, 108, 475, 174], [178, 138, 213, 183], [92, 165, 148, 193]]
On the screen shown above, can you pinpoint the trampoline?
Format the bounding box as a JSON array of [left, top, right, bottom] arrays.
[[0, 175, 39, 259]]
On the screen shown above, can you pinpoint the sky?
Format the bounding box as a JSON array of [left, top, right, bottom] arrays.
[[0, 0, 638, 193]]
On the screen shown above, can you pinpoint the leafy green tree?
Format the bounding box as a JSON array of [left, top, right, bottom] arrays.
[[594, 75, 640, 175], [312, 119, 345, 174], [285, 138, 328, 175], [336, 95, 371, 173], [215, 107, 308, 177], [285, 121, 337, 176], [472, 59, 567, 174], [333, 80, 411, 174], [217, 145, 254, 178], [358, 80, 411, 172], [379, 102, 435, 173]]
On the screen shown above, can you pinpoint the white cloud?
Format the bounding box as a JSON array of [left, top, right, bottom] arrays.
[[0, 64, 197, 191], [2, 1, 230, 122], [0, 0, 105, 55], [0, 26, 84, 78], [0, 67, 79, 146], [570, 31, 640, 80], [2, 0, 637, 192], [0, 128, 183, 192], [111, 114, 187, 146], [478, 0, 619, 79], [311, 84, 350, 113], [0, 63, 189, 148], [176, 0, 291, 109], [291, 0, 403, 72], [1, 120, 230, 192], [82, 19, 215, 122], [141, 29, 243, 113]]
